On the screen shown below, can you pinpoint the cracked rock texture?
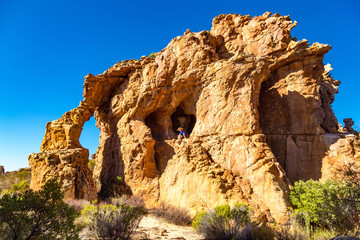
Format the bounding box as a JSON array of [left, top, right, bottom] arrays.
[[29, 12, 359, 224]]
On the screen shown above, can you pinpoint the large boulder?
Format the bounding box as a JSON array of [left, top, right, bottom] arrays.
[[29, 12, 359, 224]]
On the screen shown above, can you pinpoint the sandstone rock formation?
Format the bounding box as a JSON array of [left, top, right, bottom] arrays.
[[343, 118, 357, 134], [29, 12, 360, 224], [28, 105, 97, 200]]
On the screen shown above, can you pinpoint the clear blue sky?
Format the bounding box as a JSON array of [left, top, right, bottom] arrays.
[[1, 0, 359, 171]]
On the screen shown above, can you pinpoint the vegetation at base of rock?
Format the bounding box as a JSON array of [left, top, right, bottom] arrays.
[[110, 194, 145, 209], [191, 203, 357, 240], [192, 211, 207, 230], [0, 179, 79, 240], [87, 159, 95, 171], [192, 203, 253, 239], [149, 52, 156, 58], [66, 198, 90, 211], [29, 12, 359, 226], [152, 202, 193, 226], [99, 176, 131, 199], [0, 169, 31, 196], [79, 202, 146, 240], [289, 178, 360, 237]]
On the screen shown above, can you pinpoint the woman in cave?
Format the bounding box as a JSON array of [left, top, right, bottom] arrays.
[[177, 127, 186, 144]]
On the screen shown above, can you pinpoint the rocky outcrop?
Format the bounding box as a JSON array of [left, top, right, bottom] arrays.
[[28, 104, 97, 200], [29, 12, 359, 224]]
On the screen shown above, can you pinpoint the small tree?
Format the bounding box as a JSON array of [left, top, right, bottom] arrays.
[[289, 179, 360, 236], [0, 179, 79, 240]]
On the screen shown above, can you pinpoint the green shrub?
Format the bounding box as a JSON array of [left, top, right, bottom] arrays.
[[75, 202, 99, 229], [87, 159, 95, 171], [8, 180, 30, 194], [84, 203, 146, 240], [290, 179, 360, 236], [214, 204, 232, 219], [149, 52, 156, 58], [17, 170, 31, 180], [192, 203, 252, 239], [0, 179, 79, 240], [192, 211, 207, 230], [0, 170, 31, 195]]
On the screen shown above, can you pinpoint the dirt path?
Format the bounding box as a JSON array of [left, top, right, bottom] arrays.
[[134, 215, 204, 240]]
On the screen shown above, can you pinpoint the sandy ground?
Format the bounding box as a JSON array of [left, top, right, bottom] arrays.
[[133, 215, 205, 240], [80, 214, 204, 240]]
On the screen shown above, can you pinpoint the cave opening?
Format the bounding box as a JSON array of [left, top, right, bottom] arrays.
[[144, 103, 196, 141], [171, 106, 196, 137], [145, 111, 169, 140]]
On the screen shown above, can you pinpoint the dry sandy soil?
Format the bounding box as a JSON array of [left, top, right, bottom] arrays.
[[80, 214, 204, 240], [134, 215, 204, 240]]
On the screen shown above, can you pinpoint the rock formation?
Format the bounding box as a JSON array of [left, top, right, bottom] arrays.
[[29, 105, 97, 200], [29, 12, 360, 224], [0, 166, 4, 174]]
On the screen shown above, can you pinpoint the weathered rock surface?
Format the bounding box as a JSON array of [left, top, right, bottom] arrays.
[[29, 12, 359, 224], [28, 104, 97, 200]]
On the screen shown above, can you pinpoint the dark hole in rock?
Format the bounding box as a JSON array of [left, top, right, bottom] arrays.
[[171, 106, 196, 137], [145, 111, 168, 140]]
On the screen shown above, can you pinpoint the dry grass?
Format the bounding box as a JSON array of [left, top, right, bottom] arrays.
[[65, 199, 90, 211], [152, 202, 193, 226], [110, 194, 145, 209]]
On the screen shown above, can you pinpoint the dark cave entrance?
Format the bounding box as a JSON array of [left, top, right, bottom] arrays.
[[144, 102, 197, 174], [144, 103, 196, 141], [171, 106, 196, 137], [145, 111, 169, 140]]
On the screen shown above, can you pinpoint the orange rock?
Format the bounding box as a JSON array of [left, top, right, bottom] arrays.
[[28, 12, 359, 224]]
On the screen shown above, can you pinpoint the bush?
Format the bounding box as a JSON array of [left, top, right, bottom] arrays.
[[153, 202, 193, 226], [290, 179, 360, 236], [192, 211, 207, 230], [110, 176, 126, 197], [250, 224, 276, 240], [17, 170, 31, 180], [87, 159, 95, 171], [149, 52, 156, 58], [0, 170, 31, 195], [84, 203, 146, 240], [192, 203, 252, 239], [2, 180, 30, 195], [11, 179, 30, 192], [111, 194, 145, 209], [0, 179, 79, 240]]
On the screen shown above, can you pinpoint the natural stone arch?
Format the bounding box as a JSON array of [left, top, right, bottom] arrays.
[[29, 103, 97, 200]]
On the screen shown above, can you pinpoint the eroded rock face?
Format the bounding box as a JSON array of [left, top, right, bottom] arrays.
[[28, 104, 97, 200], [29, 12, 359, 224]]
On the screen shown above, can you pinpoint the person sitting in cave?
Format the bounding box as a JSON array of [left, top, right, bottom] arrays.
[[177, 127, 186, 144]]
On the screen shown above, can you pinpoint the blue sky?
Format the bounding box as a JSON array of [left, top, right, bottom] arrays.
[[1, 0, 359, 171]]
